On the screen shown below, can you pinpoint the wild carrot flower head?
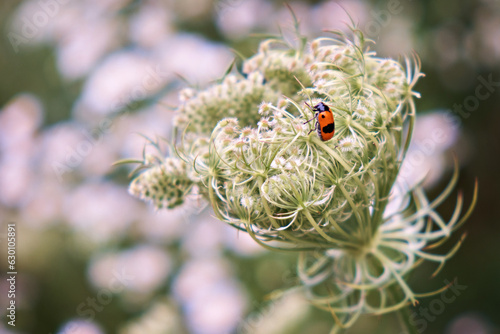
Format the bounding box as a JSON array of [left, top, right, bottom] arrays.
[[124, 28, 477, 330]]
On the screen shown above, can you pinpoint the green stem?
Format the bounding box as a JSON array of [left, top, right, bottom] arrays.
[[389, 284, 419, 334], [397, 305, 419, 334]]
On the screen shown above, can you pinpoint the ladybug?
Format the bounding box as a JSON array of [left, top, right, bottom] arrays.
[[304, 102, 335, 141]]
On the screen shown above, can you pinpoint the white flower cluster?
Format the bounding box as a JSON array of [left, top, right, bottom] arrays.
[[128, 30, 477, 330], [197, 33, 413, 248]]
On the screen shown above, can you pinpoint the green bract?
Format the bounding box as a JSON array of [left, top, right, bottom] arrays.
[[126, 29, 477, 331]]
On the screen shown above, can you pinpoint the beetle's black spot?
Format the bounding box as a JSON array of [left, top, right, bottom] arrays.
[[321, 114, 325, 118], [322, 123, 335, 134]]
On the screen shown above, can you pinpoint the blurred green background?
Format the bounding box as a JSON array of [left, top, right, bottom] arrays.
[[0, 0, 499, 333]]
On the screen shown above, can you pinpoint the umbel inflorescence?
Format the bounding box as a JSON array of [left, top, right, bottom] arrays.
[[126, 28, 477, 331]]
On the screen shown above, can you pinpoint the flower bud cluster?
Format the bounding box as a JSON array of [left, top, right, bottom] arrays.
[[129, 157, 193, 209], [174, 72, 277, 136], [243, 41, 312, 97]]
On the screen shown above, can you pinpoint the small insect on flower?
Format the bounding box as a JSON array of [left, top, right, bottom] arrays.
[[304, 102, 335, 141]]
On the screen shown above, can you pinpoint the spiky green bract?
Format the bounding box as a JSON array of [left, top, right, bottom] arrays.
[[127, 28, 477, 332]]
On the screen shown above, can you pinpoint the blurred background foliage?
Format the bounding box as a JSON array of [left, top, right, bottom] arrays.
[[0, 0, 499, 333]]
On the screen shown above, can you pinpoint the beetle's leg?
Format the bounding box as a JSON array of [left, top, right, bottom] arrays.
[[304, 117, 315, 124]]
